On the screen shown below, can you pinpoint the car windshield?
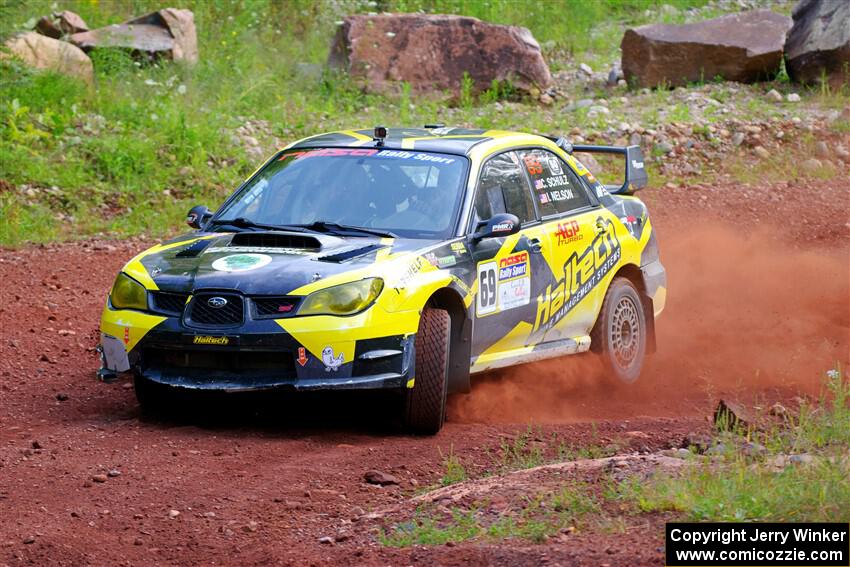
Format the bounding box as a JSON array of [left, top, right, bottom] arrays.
[[214, 148, 469, 239]]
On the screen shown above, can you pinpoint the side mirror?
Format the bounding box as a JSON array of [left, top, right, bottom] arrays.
[[472, 213, 520, 241], [186, 205, 212, 229]]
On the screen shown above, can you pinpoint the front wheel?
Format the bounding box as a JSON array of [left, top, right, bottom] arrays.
[[404, 307, 450, 435], [590, 277, 647, 383]]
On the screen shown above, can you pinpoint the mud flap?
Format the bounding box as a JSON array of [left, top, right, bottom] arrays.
[[100, 333, 130, 373]]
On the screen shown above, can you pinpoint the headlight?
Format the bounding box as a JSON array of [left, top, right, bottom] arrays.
[[110, 273, 148, 311], [298, 278, 383, 316]]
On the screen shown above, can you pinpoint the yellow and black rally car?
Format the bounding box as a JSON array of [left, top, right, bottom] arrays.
[[99, 126, 666, 434]]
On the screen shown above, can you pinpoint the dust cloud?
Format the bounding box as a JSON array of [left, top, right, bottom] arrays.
[[449, 222, 850, 423]]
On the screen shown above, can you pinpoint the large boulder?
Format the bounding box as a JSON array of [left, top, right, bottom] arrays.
[[785, 0, 850, 89], [328, 14, 552, 95], [35, 10, 89, 38], [621, 10, 792, 88], [3, 32, 93, 84], [69, 8, 198, 64]]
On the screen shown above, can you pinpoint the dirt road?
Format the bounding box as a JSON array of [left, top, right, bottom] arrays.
[[1, 179, 848, 566]]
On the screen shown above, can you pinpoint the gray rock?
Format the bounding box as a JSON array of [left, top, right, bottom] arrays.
[[565, 98, 594, 112], [2, 32, 93, 84], [785, 0, 850, 90], [801, 158, 822, 172], [766, 88, 783, 102], [629, 132, 642, 146], [789, 453, 814, 465], [364, 470, 399, 486], [731, 132, 746, 146], [35, 10, 89, 38], [814, 140, 830, 158], [622, 10, 792, 88], [787, 93, 801, 102], [754, 145, 770, 159], [69, 8, 198, 64], [655, 141, 674, 154], [579, 62, 593, 76], [318, 536, 334, 544]]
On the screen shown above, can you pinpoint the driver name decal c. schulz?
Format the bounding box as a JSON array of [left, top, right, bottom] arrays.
[[533, 218, 621, 335]]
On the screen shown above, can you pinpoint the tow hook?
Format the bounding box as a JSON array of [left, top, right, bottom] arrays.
[[95, 345, 118, 383]]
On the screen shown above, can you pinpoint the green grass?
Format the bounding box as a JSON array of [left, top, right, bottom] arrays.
[[439, 445, 468, 486], [622, 367, 850, 523], [381, 481, 604, 546], [0, 0, 723, 247]]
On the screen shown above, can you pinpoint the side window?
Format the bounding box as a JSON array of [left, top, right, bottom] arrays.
[[473, 152, 536, 227], [517, 148, 591, 216]]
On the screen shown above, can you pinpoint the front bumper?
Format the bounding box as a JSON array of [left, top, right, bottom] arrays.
[[99, 309, 417, 392]]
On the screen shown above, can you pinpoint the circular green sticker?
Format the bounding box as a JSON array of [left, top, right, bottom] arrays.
[[211, 253, 272, 272]]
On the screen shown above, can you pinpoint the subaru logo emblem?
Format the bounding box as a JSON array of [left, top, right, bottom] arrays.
[[208, 296, 228, 309]]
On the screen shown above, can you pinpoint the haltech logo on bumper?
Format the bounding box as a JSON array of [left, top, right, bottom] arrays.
[[193, 335, 230, 345], [533, 218, 621, 334]]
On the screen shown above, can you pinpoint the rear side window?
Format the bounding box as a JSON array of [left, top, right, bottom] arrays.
[[517, 148, 591, 216], [473, 151, 536, 227]]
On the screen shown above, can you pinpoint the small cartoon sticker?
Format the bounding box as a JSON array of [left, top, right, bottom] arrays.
[[321, 346, 344, 372], [211, 253, 272, 273]]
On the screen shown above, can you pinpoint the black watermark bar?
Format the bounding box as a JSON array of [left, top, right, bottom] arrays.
[[666, 523, 850, 566]]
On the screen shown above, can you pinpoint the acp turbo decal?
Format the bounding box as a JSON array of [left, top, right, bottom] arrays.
[[533, 218, 621, 335]]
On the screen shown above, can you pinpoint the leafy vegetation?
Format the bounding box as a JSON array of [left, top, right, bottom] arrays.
[[622, 367, 850, 523], [0, 0, 838, 247]]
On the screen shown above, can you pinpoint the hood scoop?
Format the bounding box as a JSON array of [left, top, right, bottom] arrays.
[[229, 231, 322, 251], [316, 244, 385, 263]]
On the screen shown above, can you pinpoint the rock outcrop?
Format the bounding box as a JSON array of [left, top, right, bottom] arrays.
[[3, 32, 93, 84], [35, 10, 89, 38], [328, 14, 552, 95], [621, 10, 792, 88], [785, 0, 850, 89], [69, 8, 198, 64]]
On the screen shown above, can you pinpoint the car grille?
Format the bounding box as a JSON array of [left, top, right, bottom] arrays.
[[143, 348, 296, 374], [252, 296, 300, 318], [150, 292, 189, 316], [187, 293, 244, 327]]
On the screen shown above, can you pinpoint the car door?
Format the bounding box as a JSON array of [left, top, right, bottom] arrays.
[[468, 151, 554, 363], [516, 148, 620, 346]]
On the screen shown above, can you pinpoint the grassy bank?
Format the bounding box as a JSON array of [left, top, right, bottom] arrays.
[[0, 0, 826, 246]]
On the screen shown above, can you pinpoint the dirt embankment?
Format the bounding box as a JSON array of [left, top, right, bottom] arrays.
[[0, 179, 848, 566]]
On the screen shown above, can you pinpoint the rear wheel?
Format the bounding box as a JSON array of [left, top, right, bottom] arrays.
[[591, 277, 647, 383], [404, 307, 450, 435]]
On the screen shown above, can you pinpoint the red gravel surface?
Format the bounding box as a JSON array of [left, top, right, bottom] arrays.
[[1, 180, 848, 566]]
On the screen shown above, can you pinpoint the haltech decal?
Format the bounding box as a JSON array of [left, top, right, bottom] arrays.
[[193, 335, 230, 345], [533, 218, 621, 334]]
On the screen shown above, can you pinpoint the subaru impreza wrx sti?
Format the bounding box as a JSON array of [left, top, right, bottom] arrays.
[[99, 127, 667, 434]]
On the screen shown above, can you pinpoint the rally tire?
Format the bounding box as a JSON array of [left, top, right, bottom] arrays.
[[133, 375, 173, 415], [405, 307, 451, 435], [591, 277, 647, 384]]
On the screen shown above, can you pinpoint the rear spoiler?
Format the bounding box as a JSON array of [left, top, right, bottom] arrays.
[[545, 136, 648, 195]]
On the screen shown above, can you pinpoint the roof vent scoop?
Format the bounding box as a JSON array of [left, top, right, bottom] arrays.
[[229, 232, 322, 251]]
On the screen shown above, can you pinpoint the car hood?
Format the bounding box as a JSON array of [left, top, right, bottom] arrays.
[[134, 231, 442, 295]]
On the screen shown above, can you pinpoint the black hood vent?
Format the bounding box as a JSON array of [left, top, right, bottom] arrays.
[[175, 239, 213, 258], [229, 231, 321, 251], [316, 244, 385, 263]]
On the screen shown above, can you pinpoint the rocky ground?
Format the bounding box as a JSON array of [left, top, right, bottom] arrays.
[[1, 176, 848, 566]]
